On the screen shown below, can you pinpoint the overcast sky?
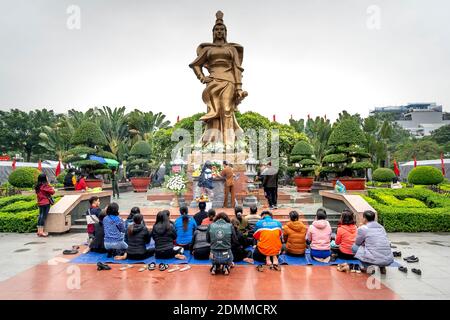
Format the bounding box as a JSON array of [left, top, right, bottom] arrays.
[[1, 0, 449, 123]]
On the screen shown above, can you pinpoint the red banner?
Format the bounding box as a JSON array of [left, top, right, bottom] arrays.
[[441, 153, 446, 176], [393, 159, 400, 176]]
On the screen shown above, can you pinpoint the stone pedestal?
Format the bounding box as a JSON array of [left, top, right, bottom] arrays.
[[187, 152, 247, 208]]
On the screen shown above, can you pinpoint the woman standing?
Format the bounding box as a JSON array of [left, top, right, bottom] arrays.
[[35, 173, 55, 237]]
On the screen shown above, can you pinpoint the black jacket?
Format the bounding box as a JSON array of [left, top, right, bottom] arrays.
[[63, 173, 74, 189], [151, 223, 177, 252], [191, 225, 210, 251], [126, 224, 151, 256], [262, 167, 279, 188], [89, 222, 106, 252], [231, 226, 247, 251], [193, 210, 208, 226]]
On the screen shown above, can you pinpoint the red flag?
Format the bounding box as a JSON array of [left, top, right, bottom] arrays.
[[176, 116, 180, 123], [441, 153, 446, 176], [413, 155, 417, 168], [38, 160, 42, 172], [393, 159, 400, 176], [273, 114, 276, 122], [12, 158, 16, 171], [55, 160, 61, 177]]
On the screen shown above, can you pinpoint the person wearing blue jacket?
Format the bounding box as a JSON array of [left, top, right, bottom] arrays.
[[174, 206, 197, 250]]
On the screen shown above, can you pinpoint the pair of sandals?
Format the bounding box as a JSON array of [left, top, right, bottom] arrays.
[[404, 255, 419, 263], [63, 245, 80, 255], [97, 262, 111, 271], [210, 265, 230, 275], [256, 264, 280, 272], [398, 266, 422, 275]]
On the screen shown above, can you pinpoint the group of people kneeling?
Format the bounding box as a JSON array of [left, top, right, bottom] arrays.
[[85, 196, 393, 275]]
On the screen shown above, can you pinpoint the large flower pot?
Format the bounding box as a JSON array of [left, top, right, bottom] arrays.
[[85, 179, 103, 189], [332, 178, 366, 191], [131, 177, 151, 192], [294, 176, 314, 192]]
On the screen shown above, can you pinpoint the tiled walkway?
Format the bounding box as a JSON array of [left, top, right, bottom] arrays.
[[0, 260, 399, 300]]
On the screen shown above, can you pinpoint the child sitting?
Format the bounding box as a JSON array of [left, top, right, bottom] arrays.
[[85, 196, 102, 252], [306, 208, 332, 262], [89, 211, 107, 253], [126, 214, 154, 260], [333, 209, 357, 260], [201, 209, 216, 225]]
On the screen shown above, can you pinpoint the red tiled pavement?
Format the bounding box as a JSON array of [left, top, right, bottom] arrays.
[[0, 260, 400, 300]]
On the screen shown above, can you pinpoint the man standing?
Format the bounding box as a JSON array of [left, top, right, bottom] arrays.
[[111, 168, 120, 199], [262, 162, 278, 209], [221, 161, 235, 208]]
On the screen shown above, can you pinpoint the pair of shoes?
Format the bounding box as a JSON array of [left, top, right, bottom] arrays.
[[97, 262, 111, 271], [256, 264, 264, 272], [337, 263, 350, 272], [412, 268, 422, 276], [350, 264, 361, 273], [272, 264, 281, 271], [393, 251, 402, 257], [404, 255, 419, 263], [147, 262, 156, 271], [159, 263, 169, 271], [63, 249, 78, 255], [398, 266, 408, 273]]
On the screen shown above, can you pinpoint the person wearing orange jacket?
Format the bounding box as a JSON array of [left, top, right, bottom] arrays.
[[253, 211, 283, 270], [283, 211, 307, 256], [333, 209, 357, 259]]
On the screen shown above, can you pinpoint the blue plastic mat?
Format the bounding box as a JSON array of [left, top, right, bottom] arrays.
[[70, 251, 189, 265]]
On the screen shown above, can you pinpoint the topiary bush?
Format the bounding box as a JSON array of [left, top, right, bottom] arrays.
[[8, 167, 40, 189], [322, 118, 372, 178], [289, 140, 317, 177], [372, 168, 396, 183], [408, 166, 444, 185], [128, 141, 151, 178]]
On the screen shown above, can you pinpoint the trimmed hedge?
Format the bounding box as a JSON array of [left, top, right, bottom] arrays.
[[408, 166, 444, 185], [363, 188, 450, 232], [0, 194, 61, 233], [56, 170, 67, 184], [373, 168, 396, 183], [8, 167, 40, 189]]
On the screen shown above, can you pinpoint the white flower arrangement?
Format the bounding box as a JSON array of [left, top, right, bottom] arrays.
[[164, 174, 187, 195]]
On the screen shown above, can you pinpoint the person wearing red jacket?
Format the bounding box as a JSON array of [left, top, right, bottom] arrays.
[[35, 173, 55, 237], [75, 174, 87, 191]]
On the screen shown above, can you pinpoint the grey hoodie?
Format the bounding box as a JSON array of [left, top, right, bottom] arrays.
[[354, 221, 394, 266]]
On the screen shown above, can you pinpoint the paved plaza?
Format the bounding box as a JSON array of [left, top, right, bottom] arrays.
[[0, 191, 448, 300]]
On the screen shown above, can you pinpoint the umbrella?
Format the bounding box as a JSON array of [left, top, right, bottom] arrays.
[[89, 155, 107, 164], [105, 158, 119, 168]]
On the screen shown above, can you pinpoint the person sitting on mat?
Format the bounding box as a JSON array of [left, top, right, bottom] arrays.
[[253, 211, 283, 270], [190, 222, 211, 260], [174, 206, 197, 250], [283, 210, 307, 257], [124, 207, 142, 243], [306, 208, 332, 263], [85, 196, 102, 249], [243, 206, 261, 237], [201, 209, 216, 226], [233, 206, 248, 234], [231, 218, 254, 264], [126, 214, 154, 260], [332, 209, 357, 260], [151, 210, 186, 260], [89, 211, 107, 253], [206, 212, 237, 275], [353, 210, 393, 274], [103, 202, 128, 260], [193, 201, 208, 226]]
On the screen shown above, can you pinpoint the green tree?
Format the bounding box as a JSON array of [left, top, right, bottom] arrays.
[[394, 139, 442, 162], [97, 106, 129, 157]]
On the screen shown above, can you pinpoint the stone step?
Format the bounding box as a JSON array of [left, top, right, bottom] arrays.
[[70, 225, 87, 233]]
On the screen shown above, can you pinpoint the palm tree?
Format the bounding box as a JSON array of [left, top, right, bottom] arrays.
[[127, 110, 171, 141], [97, 106, 129, 156], [39, 123, 72, 160], [305, 116, 332, 163]]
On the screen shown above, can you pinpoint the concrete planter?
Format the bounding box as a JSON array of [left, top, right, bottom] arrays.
[[85, 179, 103, 189]]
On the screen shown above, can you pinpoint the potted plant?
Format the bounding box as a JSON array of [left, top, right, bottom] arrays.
[[66, 121, 112, 189], [164, 173, 188, 207], [128, 140, 152, 192], [289, 140, 317, 192], [322, 118, 373, 190]]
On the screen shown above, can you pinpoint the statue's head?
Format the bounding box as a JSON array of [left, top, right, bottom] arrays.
[[212, 11, 227, 42]]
